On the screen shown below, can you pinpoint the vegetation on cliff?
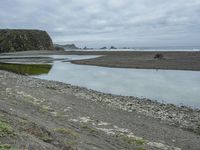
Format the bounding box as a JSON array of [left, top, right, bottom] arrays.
[[0, 29, 54, 53]]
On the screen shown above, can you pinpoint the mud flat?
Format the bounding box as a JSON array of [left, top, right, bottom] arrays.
[[0, 70, 200, 150], [70, 51, 200, 71], [2, 50, 200, 71]]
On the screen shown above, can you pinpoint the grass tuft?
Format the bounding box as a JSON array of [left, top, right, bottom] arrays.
[[80, 124, 97, 133], [137, 147, 146, 150], [0, 121, 13, 137], [54, 128, 79, 139], [0, 63, 52, 75], [122, 136, 147, 145], [0, 144, 11, 150]]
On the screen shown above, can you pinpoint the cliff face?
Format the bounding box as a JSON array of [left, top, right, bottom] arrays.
[[0, 29, 54, 53]]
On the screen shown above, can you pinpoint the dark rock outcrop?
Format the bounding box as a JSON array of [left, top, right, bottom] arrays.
[[0, 29, 54, 53], [83, 46, 88, 50], [100, 47, 107, 49], [54, 44, 79, 50], [110, 46, 117, 49], [54, 46, 65, 51], [64, 44, 79, 49]]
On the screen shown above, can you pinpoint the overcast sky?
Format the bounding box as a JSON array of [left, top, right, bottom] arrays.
[[0, 0, 200, 48]]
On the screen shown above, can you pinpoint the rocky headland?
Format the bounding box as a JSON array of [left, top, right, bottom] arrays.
[[0, 29, 54, 53]]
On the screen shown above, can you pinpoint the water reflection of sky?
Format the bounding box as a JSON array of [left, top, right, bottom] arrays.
[[0, 55, 100, 64], [34, 60, 200, 108]]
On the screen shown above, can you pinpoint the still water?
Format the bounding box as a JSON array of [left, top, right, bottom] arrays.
[[33, 57, 200, 108]]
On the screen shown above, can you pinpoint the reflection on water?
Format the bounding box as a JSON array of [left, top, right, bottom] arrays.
[[34, 61, 200, 108], [0, 63, 52, 75], [0, 55, 100, 64]]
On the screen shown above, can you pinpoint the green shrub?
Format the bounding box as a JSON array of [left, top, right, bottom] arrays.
[[154, 53, 164, 59]]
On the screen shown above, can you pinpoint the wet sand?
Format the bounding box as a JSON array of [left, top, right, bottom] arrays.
[[2, 50, 200, 71], [70, 51, 200, 71]]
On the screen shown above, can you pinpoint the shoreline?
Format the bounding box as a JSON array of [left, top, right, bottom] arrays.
[[72, 59, 200, 72], [70, 52, 200, 71], [0, 70, 200, 149], [1, 50, 200, 71], [0, 50, 199, 109], [10, 69, 200, 133], [41, 76, 200, 134], [0, 50, 200, 149]]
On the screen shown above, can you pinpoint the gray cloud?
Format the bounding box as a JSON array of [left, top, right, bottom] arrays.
[[0, 0, 200, 47]]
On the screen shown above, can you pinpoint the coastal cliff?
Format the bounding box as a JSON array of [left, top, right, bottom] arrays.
[[0, 29, 54, 53]]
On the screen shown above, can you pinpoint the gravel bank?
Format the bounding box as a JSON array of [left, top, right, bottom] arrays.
[[1, 70, 200, 150]]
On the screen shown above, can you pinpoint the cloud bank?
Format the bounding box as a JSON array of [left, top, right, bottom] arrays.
[[0, 0, 200, 47]]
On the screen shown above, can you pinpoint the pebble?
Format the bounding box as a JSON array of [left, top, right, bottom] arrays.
[[0, 70, 200, 134]]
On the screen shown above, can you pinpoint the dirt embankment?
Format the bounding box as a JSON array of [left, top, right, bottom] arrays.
[[0, 70, 200, 150]]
